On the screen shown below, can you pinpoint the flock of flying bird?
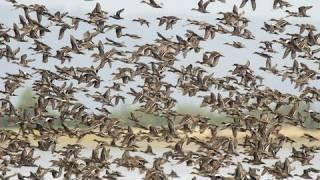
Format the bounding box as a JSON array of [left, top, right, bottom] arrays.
[[0, 0, 320, 179]]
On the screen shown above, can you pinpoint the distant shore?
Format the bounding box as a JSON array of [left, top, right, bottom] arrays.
[[3, 125, 317, 148]]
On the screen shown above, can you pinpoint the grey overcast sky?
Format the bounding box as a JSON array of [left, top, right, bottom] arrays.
[[0, 0, 319, 111]]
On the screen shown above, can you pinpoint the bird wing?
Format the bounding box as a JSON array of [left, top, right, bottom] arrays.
[[116, 8, 125, 17], [58, 25, 67, 40], [251, 0, 256, 10], [240, 0, 248, 8], [98, 40, 104, 56]]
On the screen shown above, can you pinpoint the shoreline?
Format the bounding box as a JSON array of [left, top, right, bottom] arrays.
[[2, 126, 319, 148], [2, 125, 316, 148]]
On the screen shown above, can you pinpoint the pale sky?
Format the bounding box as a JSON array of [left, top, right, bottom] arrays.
[[0, 0, 319, 111]]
